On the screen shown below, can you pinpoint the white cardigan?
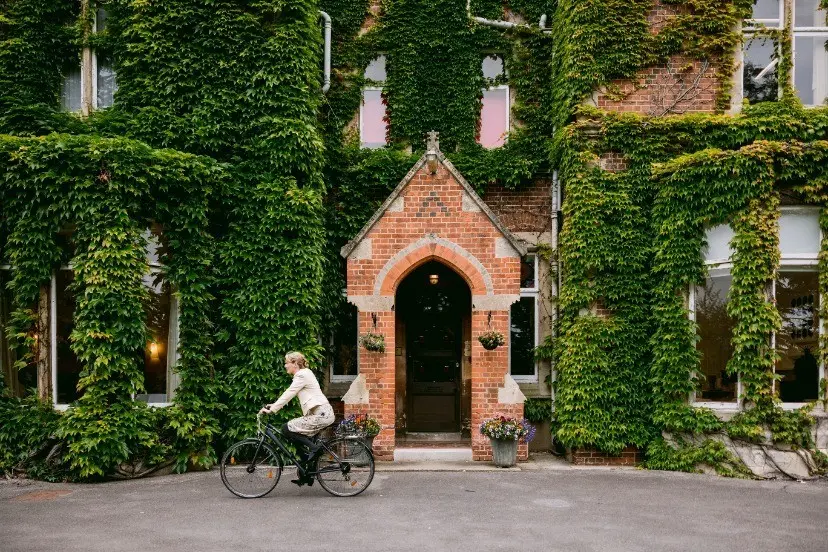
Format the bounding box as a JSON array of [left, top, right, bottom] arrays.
[[269, 368, 330, 416]]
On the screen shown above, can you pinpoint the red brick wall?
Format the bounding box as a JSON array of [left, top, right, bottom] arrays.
[[483, 181, 552, 234], [344, 159, 525, 461], [594, 2, 719, 116], [571, 446, 641, 466]]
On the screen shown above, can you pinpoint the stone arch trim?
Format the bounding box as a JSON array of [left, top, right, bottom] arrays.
[[374, 235, 493, 296]]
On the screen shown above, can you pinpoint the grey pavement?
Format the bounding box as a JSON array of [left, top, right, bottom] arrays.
[[1, 458, 827, 552]]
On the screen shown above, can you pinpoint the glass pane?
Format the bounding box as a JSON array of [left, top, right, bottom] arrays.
[[479, 87, 508, 149], [56, 271, 83, 404], [703, 224, 735, 263], [776, 271, 819, 402], [795, 0, 827, 27], [520, 256, 536, 289], [743, 36, 779, 103], [137, 272, 171, 403], [360, 89, 387, 149], [364, 55, 386, 82], [510, 297, 536, 377], [794, 35, 828, 106], [751, 0, 780, 21], [95, 8, 108, 32], [96, 56, 116, 109], [61, 63, 82, 112], [695, 275, 737, 402], [779, 208, 820, 256], [482, 55, 504, 80], [332, 302, 358, 377]]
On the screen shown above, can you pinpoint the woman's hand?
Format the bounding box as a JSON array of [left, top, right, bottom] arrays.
[[258, 404, 272, 415]]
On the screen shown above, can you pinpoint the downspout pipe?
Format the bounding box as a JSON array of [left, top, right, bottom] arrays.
[[319, 11, 332, 93]]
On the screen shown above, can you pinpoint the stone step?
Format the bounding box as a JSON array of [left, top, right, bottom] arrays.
[[393, 447, 473, 462]]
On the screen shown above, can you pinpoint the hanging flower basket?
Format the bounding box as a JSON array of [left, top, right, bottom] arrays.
[[478, 330, 505, 351], [360, 332, 386, 353]]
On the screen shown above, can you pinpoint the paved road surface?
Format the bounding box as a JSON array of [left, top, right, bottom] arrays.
[[2, 467, 827, 552]]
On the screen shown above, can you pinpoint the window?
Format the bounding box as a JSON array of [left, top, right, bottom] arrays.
[[478, 55, 509, 149], [52, 228, 179, 407], [692, 208, 822, 406], [510, 255, 538, 380], [60, 6, 116, 113], [793, 0, 828, 106], [694, 225, 738, 403], [60, 60, 83, 112], [94, 7, 116, 109], [330, 301, 358, 381], [360, 55, 387, 149], [742, 0, 782, 104]]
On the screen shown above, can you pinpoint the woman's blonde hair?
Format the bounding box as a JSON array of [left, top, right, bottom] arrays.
[[285, 351, 308, 369]]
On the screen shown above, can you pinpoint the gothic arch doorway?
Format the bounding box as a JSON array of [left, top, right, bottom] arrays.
[[395, 260, 471, 433]]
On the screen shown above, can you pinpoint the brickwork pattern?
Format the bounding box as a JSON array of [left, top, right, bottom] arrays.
[[344, 160, 525, 461], [594, 2, 718, 116], [482, 181, 552, 234], [571, 446, 641, 466]]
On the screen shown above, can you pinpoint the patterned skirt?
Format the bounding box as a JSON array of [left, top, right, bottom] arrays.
[[286, 404, 335, 437]]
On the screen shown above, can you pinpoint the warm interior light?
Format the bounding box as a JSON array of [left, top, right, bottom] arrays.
[[429, 274, 439, 285], [149, 342, 159, 360]]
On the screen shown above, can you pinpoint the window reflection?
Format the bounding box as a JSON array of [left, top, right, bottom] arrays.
[[696, 275, 737, 402], [776, 271, 819, 402], [510, 297, 536, 377], [56, 270, 83, 404], [331, 302, 358, 377], [743, 36, 779, 103]]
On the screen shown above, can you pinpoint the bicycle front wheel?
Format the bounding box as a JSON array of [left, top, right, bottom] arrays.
[[315, 437, 375, 497], [220, 439, 282, 498]]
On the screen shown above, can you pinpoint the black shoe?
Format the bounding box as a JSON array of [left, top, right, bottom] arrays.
[[291, 473, 314, 487]]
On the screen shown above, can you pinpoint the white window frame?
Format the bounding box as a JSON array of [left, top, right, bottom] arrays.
[[689, 263, 742, 408], [330, 291, 358, 383], [792, 0, 828, 107], [739, 1, 784, 108], [690, 207, 824, 410], [510, 254, 539, 382], [479, 54, 510, 149]]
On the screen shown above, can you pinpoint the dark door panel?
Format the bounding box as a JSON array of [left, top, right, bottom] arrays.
[[398, 261, 469, 434]]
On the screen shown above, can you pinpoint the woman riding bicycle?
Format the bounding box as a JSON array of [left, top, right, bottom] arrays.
[[258, 351, 335, 486]]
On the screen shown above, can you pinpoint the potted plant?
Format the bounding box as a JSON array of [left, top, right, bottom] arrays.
[[479, 415, 535, 468], [336, 414, 381, 450], [478, 330, 505, 351], [360, 332, 385, 353]]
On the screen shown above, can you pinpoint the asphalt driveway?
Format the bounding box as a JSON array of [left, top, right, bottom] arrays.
[[2, 465, 827, 552]]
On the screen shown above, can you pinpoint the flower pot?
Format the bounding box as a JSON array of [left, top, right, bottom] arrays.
[[490, 438, 518, 468], [362, 435, 375, 451]]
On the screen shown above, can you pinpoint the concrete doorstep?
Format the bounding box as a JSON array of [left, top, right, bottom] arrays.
[[376, 451, 575, 472]]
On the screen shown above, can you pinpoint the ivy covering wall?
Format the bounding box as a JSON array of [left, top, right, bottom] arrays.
[[2, 0, 828, 479]]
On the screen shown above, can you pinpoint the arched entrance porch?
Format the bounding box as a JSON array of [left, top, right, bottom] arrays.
[[395, 260, 471, 436]]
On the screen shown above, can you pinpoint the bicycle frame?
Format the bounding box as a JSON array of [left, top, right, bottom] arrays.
[[253, 414, 351, 478]]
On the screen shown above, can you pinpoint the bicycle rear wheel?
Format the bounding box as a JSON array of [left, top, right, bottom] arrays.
[[315, 437, 375, 497], [220, 439, 282, 498]]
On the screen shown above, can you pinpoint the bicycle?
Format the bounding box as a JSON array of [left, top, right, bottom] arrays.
[[220, 413, 375, 498]]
